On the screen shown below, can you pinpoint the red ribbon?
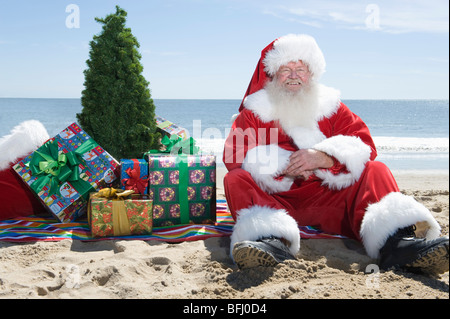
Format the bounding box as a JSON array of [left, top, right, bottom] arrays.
[[123, 159, 149, 194]]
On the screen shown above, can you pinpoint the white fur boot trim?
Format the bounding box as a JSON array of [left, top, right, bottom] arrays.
[[0, 120, 49, 170], [230, 205, 300, 260], [360, 192, 441, 259]]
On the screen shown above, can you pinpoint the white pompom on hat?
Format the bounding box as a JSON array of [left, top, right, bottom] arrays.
[[262, 34, 326, 81]]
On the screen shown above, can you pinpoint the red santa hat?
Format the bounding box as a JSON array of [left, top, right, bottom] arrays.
[[0, 120, 50, 219], [238, 34, 326, 112]]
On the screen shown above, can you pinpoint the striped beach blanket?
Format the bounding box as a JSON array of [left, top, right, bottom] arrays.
[[0, 199, 345, 242]]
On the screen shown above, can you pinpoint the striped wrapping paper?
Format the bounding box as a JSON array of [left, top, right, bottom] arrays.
[[0, 199, 345, 242]]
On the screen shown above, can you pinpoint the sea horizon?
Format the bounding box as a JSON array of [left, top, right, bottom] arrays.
[[1, 97, 448, 172], [1, 97, 448, 101]]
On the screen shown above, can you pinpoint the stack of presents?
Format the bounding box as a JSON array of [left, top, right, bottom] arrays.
[[11, 117, 216, 238]]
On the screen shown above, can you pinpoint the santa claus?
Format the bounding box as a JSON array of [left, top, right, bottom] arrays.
[[223, 34, 449, 274]]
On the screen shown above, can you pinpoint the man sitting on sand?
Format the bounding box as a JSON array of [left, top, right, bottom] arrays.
[[223, 34, 449, 275]]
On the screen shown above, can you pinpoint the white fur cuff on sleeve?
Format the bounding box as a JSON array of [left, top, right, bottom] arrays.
[[313, 135, 371, 190], [242, 145, 294, 194]]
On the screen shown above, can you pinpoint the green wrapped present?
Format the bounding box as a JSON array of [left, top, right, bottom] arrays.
[[146, 151, 216, 227], [88, 188, 153, 237]]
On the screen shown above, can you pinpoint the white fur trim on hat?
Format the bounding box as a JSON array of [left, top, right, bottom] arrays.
[[0, 120, 49, 171], [242, 144, 294, 194], [230, 205, 301, 260], [360, 192, 441, 259], [313, 135, 372, 190], [263, 34, 326, 81]]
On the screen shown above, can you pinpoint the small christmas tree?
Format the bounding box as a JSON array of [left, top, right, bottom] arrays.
[[77, 6, 160, 159]]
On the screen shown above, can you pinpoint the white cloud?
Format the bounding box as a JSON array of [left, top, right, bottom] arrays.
[[261, 0, 449, 34]]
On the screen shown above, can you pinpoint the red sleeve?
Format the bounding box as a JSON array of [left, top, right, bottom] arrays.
[[323, 102, 377, 174], [333, 102, 377, 158], [223, 109, 259, 171]]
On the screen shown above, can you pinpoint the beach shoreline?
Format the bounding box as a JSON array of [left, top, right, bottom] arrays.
[[0, 169, 448, 299]]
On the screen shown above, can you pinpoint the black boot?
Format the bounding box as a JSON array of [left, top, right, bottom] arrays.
[[232, 236, 296, 269], [379, 225, 449, 275]]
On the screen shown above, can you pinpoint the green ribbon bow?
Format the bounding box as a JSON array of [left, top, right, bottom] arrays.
[[28, 139, 97, 199], [147, 135, 199, 156]]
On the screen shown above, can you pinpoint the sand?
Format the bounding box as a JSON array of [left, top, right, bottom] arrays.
[[0, 168, 448, 299]]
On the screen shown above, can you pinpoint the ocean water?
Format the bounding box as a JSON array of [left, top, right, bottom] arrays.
[[0, 98, 448, 172]]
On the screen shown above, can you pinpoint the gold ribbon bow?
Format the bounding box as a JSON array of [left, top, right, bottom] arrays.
[[90, 188, 135, 236]]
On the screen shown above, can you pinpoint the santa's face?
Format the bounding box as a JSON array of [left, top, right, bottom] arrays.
[[275, 60, 311, 93]]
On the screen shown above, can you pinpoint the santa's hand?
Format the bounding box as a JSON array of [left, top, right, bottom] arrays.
[[283, 169, 314, 180], [297, 170, 314, 180], [283, 149, 333, 178]]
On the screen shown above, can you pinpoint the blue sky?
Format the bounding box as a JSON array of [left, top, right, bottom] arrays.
[[0, 0, 448, 99]]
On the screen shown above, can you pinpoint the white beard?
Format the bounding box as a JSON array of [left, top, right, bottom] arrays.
[[265, 79, 320, 131]]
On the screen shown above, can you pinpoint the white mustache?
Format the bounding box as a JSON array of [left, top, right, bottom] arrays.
[[285, 80, 302, 85]]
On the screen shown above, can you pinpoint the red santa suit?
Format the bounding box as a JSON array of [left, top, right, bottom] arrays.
[[0, 120, 50, 220], [223, 34, 441, 260]]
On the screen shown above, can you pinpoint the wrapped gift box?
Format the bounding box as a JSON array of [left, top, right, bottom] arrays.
[[120, 159, 149, 194], [156, 115, 188, 140], [146, 153, 216, 227], [88, 188, 153, 238], [13, 123, 119, 223]]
